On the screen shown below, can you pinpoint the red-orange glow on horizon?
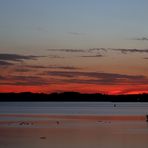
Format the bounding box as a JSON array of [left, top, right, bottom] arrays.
[[125, 90, 148, 95], [0, 84, 148, 95]]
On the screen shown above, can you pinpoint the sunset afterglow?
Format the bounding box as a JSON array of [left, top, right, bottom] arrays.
[[0, 0, 148, 95]]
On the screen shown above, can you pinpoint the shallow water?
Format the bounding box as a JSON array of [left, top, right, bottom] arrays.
[[0, 116, 148, 148], [0, 102, 148, 148]]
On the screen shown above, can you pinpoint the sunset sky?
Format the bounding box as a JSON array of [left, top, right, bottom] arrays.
[[0, 0, 148, 94]]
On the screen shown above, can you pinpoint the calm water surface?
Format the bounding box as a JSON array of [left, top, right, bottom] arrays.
[[0, 102, 148, 148], [0, 102, 148, 115]]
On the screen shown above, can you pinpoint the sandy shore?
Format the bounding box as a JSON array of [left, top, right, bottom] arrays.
[[0, 114, 148, 148]]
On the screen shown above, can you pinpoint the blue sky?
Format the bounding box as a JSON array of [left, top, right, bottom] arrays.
[[0, 0, 148, 51]]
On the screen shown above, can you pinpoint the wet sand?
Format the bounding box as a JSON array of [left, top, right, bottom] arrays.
[[0, 114, 148, 148]]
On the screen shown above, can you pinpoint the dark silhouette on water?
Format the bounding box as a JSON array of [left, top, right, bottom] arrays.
[[0, 92, 148, 102], [146, 115, 148, 122], [40, 137, 46, 140], [56, 121, 60, 125]]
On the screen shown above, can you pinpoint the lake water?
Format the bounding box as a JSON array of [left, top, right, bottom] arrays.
[[0, 102, 148, 115], [0, 102, 148, 148]]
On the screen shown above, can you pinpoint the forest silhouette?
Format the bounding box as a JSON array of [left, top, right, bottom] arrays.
[[0, 92, 148, 102]]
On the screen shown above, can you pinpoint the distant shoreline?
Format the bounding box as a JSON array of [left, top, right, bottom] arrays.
[[0, 92, 148, 102]]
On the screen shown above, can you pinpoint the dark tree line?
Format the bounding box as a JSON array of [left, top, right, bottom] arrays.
[[0, 92, 148, 102]]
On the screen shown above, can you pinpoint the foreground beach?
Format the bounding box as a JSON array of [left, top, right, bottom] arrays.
[[0, 114, 148, 148]]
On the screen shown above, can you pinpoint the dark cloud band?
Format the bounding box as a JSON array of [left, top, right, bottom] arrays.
[[112, 49, 148, 54], [0, 60, 14, 66], [48, 49, 85, 53], [133, 37, 148, 41], [45, 71, 148, 85], [0, 53, 43, 62]]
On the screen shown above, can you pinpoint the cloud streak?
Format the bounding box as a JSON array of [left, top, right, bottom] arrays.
[[27, 65, 80, 70], [133, 37, 148, 41], [15, 68, 31, 72], [112, 48, 148, 54], [1, 70, 148, 87], [45, 71, 148, 85], [0, 75, 6, 80], [144, 57, 148, 59], [48, 49, 86, 53], [47, 66, 80, 70], [0, 53, 43, 62], [13, 76, 48, 86], [0, 75, 48, 86], [48, 48, 107, 53], [81, 54, 103, 58], [89, 48, 107, 52], [48, 55, 64, 58], [47, 47, 148, 56], [0, 60, 14, 66]]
